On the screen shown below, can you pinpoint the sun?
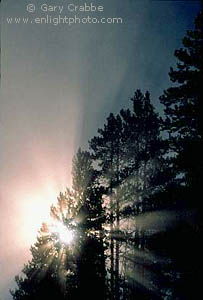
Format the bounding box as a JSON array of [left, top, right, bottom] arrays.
[[55, 222, 74, 245]]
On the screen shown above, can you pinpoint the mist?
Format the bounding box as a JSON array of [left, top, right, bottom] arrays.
[[0, 1, 201, 299]]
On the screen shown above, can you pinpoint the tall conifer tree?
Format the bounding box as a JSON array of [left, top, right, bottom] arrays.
[[11, 149, 106, 300], [159, 11, 203, 299]]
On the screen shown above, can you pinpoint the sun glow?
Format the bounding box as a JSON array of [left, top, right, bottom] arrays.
[[55, 222, 74, 245]]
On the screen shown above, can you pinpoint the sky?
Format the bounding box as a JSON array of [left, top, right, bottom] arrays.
[[0, 0, 201, 299]]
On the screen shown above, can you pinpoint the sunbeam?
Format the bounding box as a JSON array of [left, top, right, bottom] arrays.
[[55, 222, 74, 245]]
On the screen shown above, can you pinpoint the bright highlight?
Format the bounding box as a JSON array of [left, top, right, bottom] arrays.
[[56, 222, 74, 245]]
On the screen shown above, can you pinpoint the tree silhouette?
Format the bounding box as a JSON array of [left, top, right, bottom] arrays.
[[89, 113, 123, 300], [118, 90, 174, 299], [71, 149, 106, 300], [159, 10, 203, 299], [89, 90, 172, 299], [11, 149, 106, 300], [160, 11, 203, 201]]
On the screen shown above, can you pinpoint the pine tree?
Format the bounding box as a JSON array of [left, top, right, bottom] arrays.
[[11, 149, 106, 300], [160, 11, 203, 200], [159, 11, 203, 299], [89, 91, 171, 299], [118, 90, 173, 299], [89, 113, 123, 300], [10, 191, 78, 300], [71, 148, 106, 300]]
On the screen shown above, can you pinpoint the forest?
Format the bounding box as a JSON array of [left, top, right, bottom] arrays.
[[10, 10, 202, 300]]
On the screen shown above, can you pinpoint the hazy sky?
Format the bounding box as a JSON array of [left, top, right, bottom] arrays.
[[0, 0, 201, 299]]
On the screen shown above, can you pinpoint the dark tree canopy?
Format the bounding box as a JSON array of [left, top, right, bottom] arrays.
[[11, 149, 106, 300], [159, 11, 203, 299], [160, 11, 203, 194]]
